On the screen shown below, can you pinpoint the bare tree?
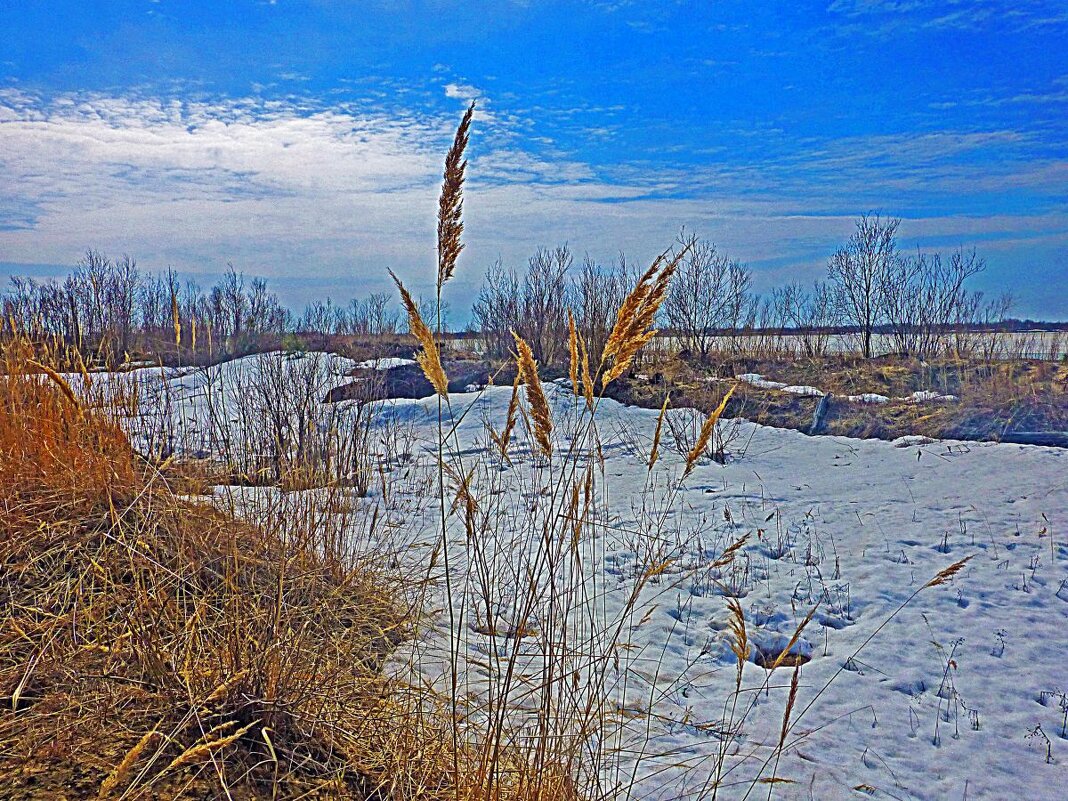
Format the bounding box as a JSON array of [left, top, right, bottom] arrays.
[[828, 213, 899, 358], [573, 253, 630, 367], [881, 247, 985, 358], [772, 280, 839, 356], [663, 233, 749, 361]]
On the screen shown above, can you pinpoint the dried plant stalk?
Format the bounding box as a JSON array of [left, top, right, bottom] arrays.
[[648, 393, 670, 470], [568, 310, 579, 396], [391, 270, 448, 397], [513, 333, 553, 458], [437, 101, 475, 290], [683, 383, 737, 477]]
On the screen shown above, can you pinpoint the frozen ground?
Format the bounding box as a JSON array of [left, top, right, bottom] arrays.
[[82, 353, 1068, 800], [378, 386, 1068, 800]]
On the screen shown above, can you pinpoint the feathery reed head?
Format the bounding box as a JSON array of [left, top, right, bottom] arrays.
[[390, 269, 449, 397], [683, 382, 737, 477], [601, 244, 689, 388], [437, 101, 475, 291], [512, 332, 553, 458], [925, 555, 973, 587]]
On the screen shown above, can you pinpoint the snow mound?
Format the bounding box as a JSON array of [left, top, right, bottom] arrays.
[[892, 434, 937, 447], [781, 384, 825, 397], [906, 390, 958, 403], [846, 393, 891, 404], [736, 373, 787, 389], [357, 357, 416, 370]]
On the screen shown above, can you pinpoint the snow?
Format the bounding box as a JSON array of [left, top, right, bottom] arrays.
[[376, 384, 1068, 800], [847, 393, 892, 404], [737, 373, 788, 390], [907, 390, 959, 403], [738, 373, 958, 406], [73, 355, 1068, 799], [780, 384, 826, 397], [356, 356, 416, 370]]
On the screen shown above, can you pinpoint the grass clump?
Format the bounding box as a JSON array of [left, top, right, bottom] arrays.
[[0, 338, 560, 800]]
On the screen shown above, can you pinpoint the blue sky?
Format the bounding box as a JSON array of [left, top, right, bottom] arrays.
[[1, 1, 1066, 319]]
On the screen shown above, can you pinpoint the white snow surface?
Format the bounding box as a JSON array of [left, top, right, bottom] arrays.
[[780, 384, 826, 397], [736, 373, 788, 390], [374, 385, 1068, 800], [847, 393, 892, 404], [357, 356, 416, 370], [736, 373, 959, 406], [69, 357, 1068, 799]]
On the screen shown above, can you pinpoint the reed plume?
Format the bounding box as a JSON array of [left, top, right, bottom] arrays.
[[925, 555, 973, 587], [437, 101, 475, 291], [97, 728, 158, 798], [170, 288, 181, 348], [491, 375, 522, 462], [391, 270, 448, 397], [600, 245, 688, 387], [579, 334, 594, 409], [513, 333, 553, 458], [683, 382, 737, 477]]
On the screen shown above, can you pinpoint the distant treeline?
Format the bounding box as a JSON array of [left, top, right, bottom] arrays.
[[2, 215, 1062, 366]]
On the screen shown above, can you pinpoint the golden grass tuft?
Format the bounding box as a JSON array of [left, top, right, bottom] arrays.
[[0, 339, 574, 801], [683, 382, 738, 477], [437, 101, 475, 290], [391, 269, 449, 397], [513, 332, 554, 458]]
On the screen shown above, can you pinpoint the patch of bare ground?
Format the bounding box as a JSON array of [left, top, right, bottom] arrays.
[[601, 353, 1068, 444]]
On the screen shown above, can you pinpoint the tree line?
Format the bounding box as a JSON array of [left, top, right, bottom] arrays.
[[2, 214, 1020, 365]]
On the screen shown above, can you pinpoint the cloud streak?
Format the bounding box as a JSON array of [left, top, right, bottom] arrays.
[[0, 88, 1064, 316]]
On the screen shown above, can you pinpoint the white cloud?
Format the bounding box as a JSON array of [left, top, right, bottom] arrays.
[[0, 89, 1064, 316], [444, 82, 482, 101]]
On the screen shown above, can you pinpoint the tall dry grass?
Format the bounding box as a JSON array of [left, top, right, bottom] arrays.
[[0, 336, 577, 800]]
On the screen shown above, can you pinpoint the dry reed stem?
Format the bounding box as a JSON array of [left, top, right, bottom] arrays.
[[601, 246, 686, 387], [97, 727, 159, 798], [568, 310, 579, 397], [512, 333, 553, 458], [683, 383, 738, 477], [437, 101, 475, 290], [391, 270, 449, 396], [648, 393, 670, 470]]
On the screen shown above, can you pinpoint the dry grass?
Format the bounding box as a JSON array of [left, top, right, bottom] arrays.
[[0, 338, 575, 800]]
